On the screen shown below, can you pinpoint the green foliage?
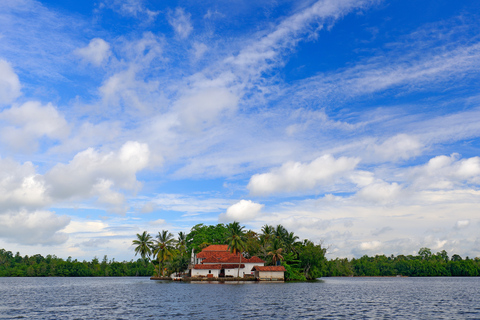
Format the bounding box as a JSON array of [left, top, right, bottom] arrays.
[[0, 249, 155, 277], [323, 248, 480, 277], [186, 223, 229, 253]]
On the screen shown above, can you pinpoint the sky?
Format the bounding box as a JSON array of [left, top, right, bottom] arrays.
[[1, 0, 480, 261]]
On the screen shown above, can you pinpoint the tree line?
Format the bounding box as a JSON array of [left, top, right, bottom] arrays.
[[1, 223, 479, 278], [324, 247, 480, 277], [0, 249, 154, 277]]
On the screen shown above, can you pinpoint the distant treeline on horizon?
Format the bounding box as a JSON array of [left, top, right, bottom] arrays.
[[1, 246, 479, 277]]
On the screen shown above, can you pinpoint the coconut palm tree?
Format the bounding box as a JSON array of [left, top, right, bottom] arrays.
[[153, 230, 176, 276], [284, 231, 300, 255], [226, 221, 247, 278], [132, 231, 154, 263], [260, 224, 274, 247], [268, 238, 284, 266], [274, 224, 288, 242], [177, 231, 187, 253]]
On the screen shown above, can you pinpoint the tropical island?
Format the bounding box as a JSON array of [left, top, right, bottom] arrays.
[[1, 222, 479, 278]]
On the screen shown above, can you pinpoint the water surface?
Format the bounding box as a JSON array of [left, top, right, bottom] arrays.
[[0, 277, 479, 319]]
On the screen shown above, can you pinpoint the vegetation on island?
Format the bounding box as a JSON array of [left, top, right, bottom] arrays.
[[1, 223, 479, 278]]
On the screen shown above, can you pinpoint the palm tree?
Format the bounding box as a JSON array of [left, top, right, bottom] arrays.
[[267, 238, 284, 266], [260, 224, 274, 247], [274, 224, 288, 242], [177, 231, 187, 253], [226, 221, 247, 278], [284, 231, 300, 255], [132, 231, 154, 263], [154, 230, 176, 276]]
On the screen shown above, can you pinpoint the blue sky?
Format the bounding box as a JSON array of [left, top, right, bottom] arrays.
[[1, 0, 480, 261]]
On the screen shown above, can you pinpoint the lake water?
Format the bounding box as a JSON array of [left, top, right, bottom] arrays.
[[0, 277, 479, 319]]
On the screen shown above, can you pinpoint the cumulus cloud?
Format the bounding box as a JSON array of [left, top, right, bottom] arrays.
[[45, 141, 150, 212], [218, 199, 264, 222], [410, 154, 480, 190], [359, 240, 382, 250], [356, 180, 402, 204], [0, 210, 70, 245], [0, 59, 21, 104], [0, 101, 69, 152], [0, 158, 48, 211], [372, 134, 423, 161], [75, 38, 111, 66], [168, 8, 193, 39], [248, 155, 360, 196]]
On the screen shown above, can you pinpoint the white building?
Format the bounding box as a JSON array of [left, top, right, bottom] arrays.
[[190, 245, 265, 278]]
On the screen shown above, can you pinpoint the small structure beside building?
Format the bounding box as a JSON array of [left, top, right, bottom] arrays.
[[251, 265, 286, 281]]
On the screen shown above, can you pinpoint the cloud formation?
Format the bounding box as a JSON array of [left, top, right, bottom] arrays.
[[0, 59, 21, 104], [219, 200, 264, 222], [248, 155, 360, 196], [168, 8, 193, 39], [75, 38, 111, 66]]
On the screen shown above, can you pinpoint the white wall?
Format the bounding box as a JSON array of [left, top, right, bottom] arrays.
[[256, 271, 284, 280], [191, 268, 220, 277]]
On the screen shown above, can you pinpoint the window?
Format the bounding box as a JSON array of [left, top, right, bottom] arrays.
[[209, 270, 211, 274]]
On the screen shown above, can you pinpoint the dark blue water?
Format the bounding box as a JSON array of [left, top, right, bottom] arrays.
[[0, 277, 479, 319]]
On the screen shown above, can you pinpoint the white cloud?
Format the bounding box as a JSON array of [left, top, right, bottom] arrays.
[[176, 87, 239, 129], [0, 210, 70, 245], [74, 38, 111, 66], [101, 0, 158, 22], [410, 154, 480, 190], [359, 240, 382, 250], [168, 8, 193, 39], [192, 42, 208, 60], [218, 199, 264, 222], [0, 157, 49, 211], [140, 202, 156, 213], [0, 101, 69, 152], [455, 220, 470, 229], [356, 180, 402, 204], [45, 141, 150, 212], [248, 155, 360, 196], [372, 134, 423, 161], [0, 59, 21, 104]]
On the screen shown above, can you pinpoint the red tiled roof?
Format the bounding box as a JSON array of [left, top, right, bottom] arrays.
[[251, 266, 286, 272], [198, 251, 237, 260], [244, 256, 265, 263], [196, 245, 265, 264], [194, 264, 222, 269]]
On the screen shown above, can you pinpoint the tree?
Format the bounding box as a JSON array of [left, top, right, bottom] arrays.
[[186, 223, 229, 253], [226, 221, 247, 278], [418, 247, 432, 260], [153, 230, 176, 276], [177, 231, 187, 253], [299, 240, 326, 279], [283, 231, 300, 255], [132, 231, 154, 263], [267, 238, 284, 266]]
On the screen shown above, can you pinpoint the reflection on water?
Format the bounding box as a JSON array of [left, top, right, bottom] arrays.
[[0, 277, 479, 319]]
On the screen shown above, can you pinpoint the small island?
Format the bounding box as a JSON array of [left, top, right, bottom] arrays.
[[137, 221, 325, 282]]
